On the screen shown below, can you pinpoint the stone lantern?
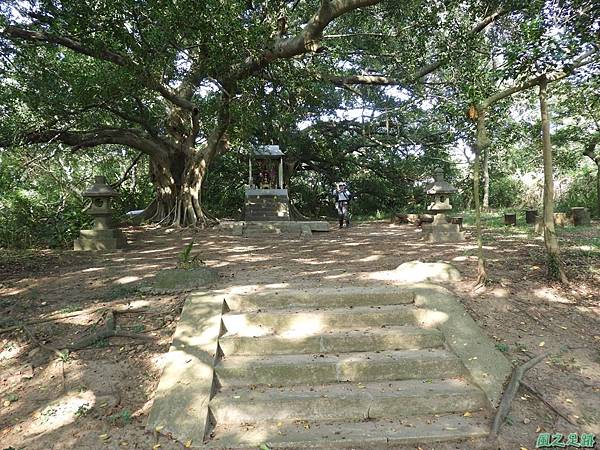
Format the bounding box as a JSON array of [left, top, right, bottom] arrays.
[[422, 168, 465, 242], [74, 176, 127, 250]]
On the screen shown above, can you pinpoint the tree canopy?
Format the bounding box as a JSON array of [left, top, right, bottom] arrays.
[[1, 0, 599, 270]]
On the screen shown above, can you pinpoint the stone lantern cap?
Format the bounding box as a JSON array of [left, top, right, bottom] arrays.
[[83, 176, 120, 198], [426, 168, 457, 195]]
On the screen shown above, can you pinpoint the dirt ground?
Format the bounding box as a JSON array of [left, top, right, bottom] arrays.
[[1, 221, 599, 450]]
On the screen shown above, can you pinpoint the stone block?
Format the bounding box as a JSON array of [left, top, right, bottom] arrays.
[[525, 209, 538, 224], [421, 223, 465, 242], [572, 207, 591, 226], [152, 267, 218, 291], [73, 228, 126, 251], [553, 212, 569, 227], [504, 213, 516, 226], [384, 260, 462, 283]]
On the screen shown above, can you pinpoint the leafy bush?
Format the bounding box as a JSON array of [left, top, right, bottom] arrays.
[[556, 168, 598, 217], [488, 176, 526, 209]]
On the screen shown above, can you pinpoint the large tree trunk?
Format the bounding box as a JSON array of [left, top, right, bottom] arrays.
[[141, 93, 231, 227], [142, 147, 214, 227], [538, 77, 568, 283]]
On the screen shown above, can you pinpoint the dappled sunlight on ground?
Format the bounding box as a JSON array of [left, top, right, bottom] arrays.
[[0, 220, 598, 448]]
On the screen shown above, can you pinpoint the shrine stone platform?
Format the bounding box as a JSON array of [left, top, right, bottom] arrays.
[[218, 220, 330, 237], [245, 188, 290, 221]]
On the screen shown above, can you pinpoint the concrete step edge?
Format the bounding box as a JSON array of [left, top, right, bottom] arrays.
[[218, 326, 444, 355], [209, 378, 489, 423], [215, 349, 466, 387], [204, 412, 490, 448]]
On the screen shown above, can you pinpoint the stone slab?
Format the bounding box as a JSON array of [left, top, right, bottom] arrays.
[[219, 326, 443, 356], [146, 292, 225, 444], [215, 349, 465, 387], [369, 260, 461, 283], [207, 411, 489, 448], [245, 188, 288, 196], [151, 267, 219, 292], [225, 286, 415, 311], [218, 220, 330, 236], [210, 378, 487, 423]]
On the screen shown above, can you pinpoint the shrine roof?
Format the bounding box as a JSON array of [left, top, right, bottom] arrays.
[[253, 145, 284, 158]]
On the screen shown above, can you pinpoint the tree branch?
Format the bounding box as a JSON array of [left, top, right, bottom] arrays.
[[24, 128, 168, 159], [319, 7, 510, 86], [111, 152, 145, 188], [0, 25, 196, 111], [481, 47, 599, 108], [228, 0, 382, 81]]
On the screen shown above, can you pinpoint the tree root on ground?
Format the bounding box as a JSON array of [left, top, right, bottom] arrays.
[[488, 351, 550, 442], [1, 299, 185, 335], [520, 380, 577, 426], [21, 309, 156, 357]]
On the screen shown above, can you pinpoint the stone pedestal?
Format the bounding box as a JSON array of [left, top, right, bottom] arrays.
[[74, 229, 127, 250], [571, 207, 591, 226], [422, 214, 465, 243], [525, 209, 537, 224], [244, 188, 290, 221], [504, 213, 516, 226], [450, 216, 463, 231]]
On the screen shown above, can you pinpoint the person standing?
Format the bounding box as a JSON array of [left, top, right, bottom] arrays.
[[333, 182, 353, 228]]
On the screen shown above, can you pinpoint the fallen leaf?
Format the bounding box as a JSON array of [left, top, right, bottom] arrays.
[[538, 341, 545, 347], [99, 434, 110, 441], [152, 445, 161, 450], [184, 440, 192, 448], [463, 411, 472, 417]]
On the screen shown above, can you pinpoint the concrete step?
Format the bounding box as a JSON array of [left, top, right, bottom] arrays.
[[205, 411, 490, 448], [209, 378, 489, 424], [225, 287, 415, 312], [221, 305, 436, 336], [215, 349, 466, 387], [219, 326, 444, 356]]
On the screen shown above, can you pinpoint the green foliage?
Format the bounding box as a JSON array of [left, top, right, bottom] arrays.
[[107, 409, 133, 426], [556, 168, 598, 216], [495, 343, 509, 353], [0, 0, 599, 238], [489, 176, 526, 209], [177, 240, 204, 269], [74, 403, 92, 418], [0, 148, 154, 249]]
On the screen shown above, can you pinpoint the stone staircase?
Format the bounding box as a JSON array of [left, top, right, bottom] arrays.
[[202, 289, 493, 448]]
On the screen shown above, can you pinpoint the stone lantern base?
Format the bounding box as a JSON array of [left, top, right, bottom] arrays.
[[74, 229, 127, 251], [422, 214, 465, 243]]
